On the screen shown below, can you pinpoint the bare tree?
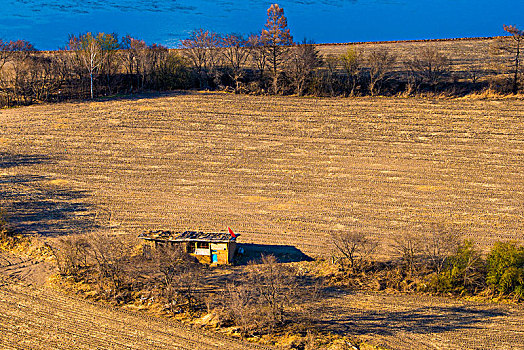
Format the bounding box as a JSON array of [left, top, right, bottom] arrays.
[[180, 29, 219, 88], [421, 224, 461, 274], [222, 283, 258, 337], [88, 232, 134, 297], [367, 49, 396, 96], [322, 53, 339, 96], [331, 229, 378, 271], [219, 255, 300, 335], [261, 4, 294, 94], [68, 33, 104, 99], [26, 55, 63, 102], [143, 43, 169, 89], [152, 244, 202, 316], [247, 33, 269, 82], [0, 39, 10, 71], [497, 25, 523, 93], [98, 33, 121, 95], [1, 40, 37, 105], [121, 35, 148, 91], [245, 255, 298, 330], [46, 235, 90, 277], [221, 33, 249, 93], [286, 40, 322, 96], [405, 47, 451, 89], [392, 231, 423, 276]]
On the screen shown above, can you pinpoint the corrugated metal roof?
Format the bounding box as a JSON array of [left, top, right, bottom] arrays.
[[139, 230, 236, 242]]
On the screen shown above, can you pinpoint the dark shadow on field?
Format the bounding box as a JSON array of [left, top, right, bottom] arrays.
[[235, 243, 313, 265], [0, 152, 52, 169], [0, 152, 98, 236], [91, 90, 194, 104], [313, 297, 507, 337]]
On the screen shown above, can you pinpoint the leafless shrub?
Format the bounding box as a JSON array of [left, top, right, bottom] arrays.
[[421, 224, 461, 274], [331, 229, 378, 272], [152, 244, 202, 316], [367, 49, 396, 96], [392, 231, 423, 276], [46, 235, 90, 277], [217, 255, 310, 336], [222, 282, 259, 336], [405, 47, 451, 89], [88, 232, 135, 298]]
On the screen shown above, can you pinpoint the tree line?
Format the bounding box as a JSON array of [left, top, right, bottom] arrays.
[[331, 225, 524, 301], [0, 4, 522, 107]]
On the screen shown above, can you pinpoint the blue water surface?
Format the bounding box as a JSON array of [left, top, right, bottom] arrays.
[[1, 0, 522, 50]]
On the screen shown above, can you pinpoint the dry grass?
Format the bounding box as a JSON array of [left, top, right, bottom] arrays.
[[1, 92, 523, 258]]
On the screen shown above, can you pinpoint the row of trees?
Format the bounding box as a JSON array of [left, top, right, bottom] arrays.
[[332, 226, 524, 300], [0, 4, 522, 107]]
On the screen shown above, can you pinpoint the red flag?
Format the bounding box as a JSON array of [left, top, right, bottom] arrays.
[[228, 227, 237, 238]]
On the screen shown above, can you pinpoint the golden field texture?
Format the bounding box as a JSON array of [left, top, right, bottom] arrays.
[[0, 281, 271, 350], [1, 92, 522, 257]]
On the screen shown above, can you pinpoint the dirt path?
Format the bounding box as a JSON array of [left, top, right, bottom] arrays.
[[0, 249, 53, 286], [0, 281, 270, 350]]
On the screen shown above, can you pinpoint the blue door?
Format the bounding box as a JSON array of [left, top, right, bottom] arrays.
[[212, 252, 218, 263]]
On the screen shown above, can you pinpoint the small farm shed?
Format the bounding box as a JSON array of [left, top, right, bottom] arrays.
[[139, 230, 239, 265]]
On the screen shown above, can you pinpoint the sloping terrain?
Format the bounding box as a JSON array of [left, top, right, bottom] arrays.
[[1, 92, 522, 256], [315, 291, 524, 350], [1, 92, 523, 349], [0, 281, 270, 350]]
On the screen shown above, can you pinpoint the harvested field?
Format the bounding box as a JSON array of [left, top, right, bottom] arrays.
[[316, 291, 524, 350], [0, 282, 270, 350], [1, 92, 523, 257], [317, 37, 510, 79]]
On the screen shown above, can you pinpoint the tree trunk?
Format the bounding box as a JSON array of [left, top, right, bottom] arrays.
[[512, 39, 520, 94], [90, 71, 94, 99]]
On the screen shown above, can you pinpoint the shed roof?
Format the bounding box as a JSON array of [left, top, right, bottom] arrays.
[[139, 230, 237, 243]]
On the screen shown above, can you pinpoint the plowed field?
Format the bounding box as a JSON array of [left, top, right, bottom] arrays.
[[1, 93, 523, 256], [0, 282, 270, 350]]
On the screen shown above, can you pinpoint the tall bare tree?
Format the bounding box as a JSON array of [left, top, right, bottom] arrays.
[[120, 35, 148, 90], [221, 33, 249, 93], [286, 40, 321, 96], [261, 4, 293, 94], [0, 39, 10, 71], [68, 33, 104, 99], [367, 49, 396, 96], [247, 33, 269, 81], [180, 29, 219, 88], [501, 25, 523, 93]]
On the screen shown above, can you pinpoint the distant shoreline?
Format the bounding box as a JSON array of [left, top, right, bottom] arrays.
[[35, 35, 508, 53]]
